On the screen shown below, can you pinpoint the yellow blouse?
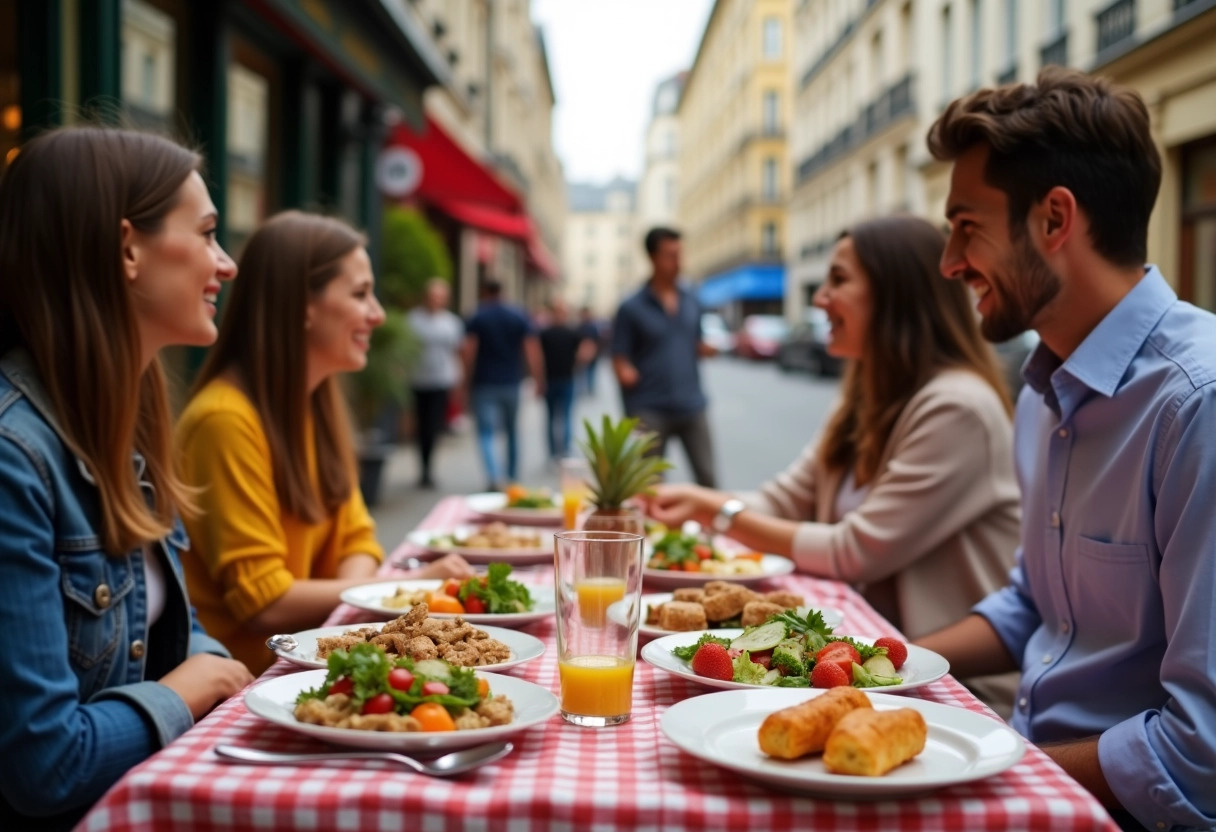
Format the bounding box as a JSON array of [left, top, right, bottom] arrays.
[[176, 378, 383, 673]]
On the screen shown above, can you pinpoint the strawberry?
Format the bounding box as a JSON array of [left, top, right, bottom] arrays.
[[815, 643, 860, 678], [874, 637, 908, 670], [811, 660, 851, 688], [690, 643, 734, 681]]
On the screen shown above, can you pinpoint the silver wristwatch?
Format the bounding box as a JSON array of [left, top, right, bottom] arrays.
[[712, 498, 746, 534]]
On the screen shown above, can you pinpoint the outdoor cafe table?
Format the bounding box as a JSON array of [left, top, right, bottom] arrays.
[[77, 496, 1119, 832]]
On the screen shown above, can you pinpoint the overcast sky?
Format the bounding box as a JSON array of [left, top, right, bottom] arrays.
[[530, 0, 713, 186]]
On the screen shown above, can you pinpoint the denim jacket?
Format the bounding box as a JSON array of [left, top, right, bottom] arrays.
[[0, 350, 230, 829]]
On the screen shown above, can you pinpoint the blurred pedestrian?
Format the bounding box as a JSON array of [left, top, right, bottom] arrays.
[[576, 304, 606, 396], [407, 278, 463, 488], [177, 212, 471, 676], [612, 227, 717, 487], [539, 298, 596, 460], [463, 278, 545, 491], [0, 126, 252, 830]]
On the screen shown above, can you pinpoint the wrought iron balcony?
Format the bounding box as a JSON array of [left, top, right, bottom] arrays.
[[1096, 0, 1136, 53], [1039, 32, 1069, 68]]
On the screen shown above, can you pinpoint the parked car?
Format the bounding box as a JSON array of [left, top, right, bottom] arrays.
[[700, 312, 735, 355], [733, 314, 789, 360], [776, 308, 843, 376]]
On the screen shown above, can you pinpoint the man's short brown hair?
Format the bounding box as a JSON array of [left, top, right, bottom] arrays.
[[927, 67, 1160, 267]]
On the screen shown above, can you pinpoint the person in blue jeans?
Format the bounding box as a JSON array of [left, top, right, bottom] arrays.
[[0, 127, 254, 831], [462, 279, 544, 490], [540, 299, 596, 460]]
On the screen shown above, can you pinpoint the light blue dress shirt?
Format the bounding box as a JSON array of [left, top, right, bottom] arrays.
[[974, 267, 1216, 832]]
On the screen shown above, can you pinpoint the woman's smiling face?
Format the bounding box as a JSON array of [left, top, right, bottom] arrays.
[[813, 236, 872, 361]]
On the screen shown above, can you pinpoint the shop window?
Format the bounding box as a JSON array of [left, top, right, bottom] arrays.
[[225, 36, 280, 257], [1, 0, 18, 171]]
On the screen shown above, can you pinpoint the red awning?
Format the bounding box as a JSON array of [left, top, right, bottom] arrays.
[[526, 226, 559, 278], [435, 198, 531, 240], [387, 118, 522, 214]]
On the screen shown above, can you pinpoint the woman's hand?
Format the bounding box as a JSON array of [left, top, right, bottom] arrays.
[[645, 484, 724, 528], [409, 553, 474, 581], [159, 654, 254, 721]]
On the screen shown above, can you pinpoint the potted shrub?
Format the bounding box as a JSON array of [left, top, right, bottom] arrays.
[[578, 415, 671, 535]]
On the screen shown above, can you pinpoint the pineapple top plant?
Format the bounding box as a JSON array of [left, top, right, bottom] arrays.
[[578, 416, 671, 533]]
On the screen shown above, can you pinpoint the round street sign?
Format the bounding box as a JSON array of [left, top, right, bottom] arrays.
[[376, 146, 423, 198]]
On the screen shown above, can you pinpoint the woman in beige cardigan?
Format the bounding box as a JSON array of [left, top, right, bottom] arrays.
[[647, 215, 1020, 712]]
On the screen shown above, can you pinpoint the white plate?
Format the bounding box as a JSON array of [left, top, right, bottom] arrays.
[[642, 629, 949, 694], [642, 554, 795, 589], [661, 688, 1024, 797], [244, 669, 559, 752], [271, 621, 546, 671], [611, 593, 844, 638], [339, 580, 555, 627], [466, 492, 563, 525], [405, 526, 555, 565]]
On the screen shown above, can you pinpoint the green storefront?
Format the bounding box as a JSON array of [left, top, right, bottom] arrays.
[[3, 0, 448, 262]]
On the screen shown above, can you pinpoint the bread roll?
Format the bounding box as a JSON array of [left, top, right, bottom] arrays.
[[822, 707, 927, 776], [757, 687, 872, 759], [658, 601, 708, 631]]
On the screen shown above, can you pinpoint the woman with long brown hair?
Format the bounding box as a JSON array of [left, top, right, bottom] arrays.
[[176, 211, 470, 674], [646, 215, 1020, 709], [0, 127, 253, 830]]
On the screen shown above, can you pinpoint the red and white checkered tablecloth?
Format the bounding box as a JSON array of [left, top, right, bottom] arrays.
[[77, 497, 1119, 832]]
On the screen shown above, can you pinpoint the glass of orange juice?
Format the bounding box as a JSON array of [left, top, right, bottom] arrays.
[[553, 530, 644, 727], [558, 456, 591, 530]]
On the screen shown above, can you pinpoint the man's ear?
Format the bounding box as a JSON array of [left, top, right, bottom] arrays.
[[1031, 186, 1078, 256], [120, 218, 139, 282]]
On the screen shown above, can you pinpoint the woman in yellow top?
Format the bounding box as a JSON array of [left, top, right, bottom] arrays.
[[177, 211, 470, 673]]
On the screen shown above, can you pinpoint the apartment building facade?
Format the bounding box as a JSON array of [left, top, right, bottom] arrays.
[[787, 0, 1216, 320], [638, 72, 686, 228], [678, 0, 793, 322], [561, 179, 639, 318]]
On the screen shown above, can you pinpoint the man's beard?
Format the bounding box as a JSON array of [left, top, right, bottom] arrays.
[[979, 235, 1061, 343]]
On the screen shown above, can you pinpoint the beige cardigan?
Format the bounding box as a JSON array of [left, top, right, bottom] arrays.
[[740, 368, 1021, 641]]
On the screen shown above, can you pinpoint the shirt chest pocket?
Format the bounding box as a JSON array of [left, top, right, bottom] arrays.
[[59, 551, 135, 670], [1069, 535, 1159, 643]]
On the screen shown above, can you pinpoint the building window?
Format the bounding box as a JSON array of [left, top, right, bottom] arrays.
[[1047, 0, 1066, 36], [762, 157, 779, 201], [665, 175, 676, 210], [763, 17, 782, 59], [1003, 0, 1018, 66], [968, 0, 981, 89], [121, 0, 177, 128], [940, 5, 953, 102], [763, 91, 780, 134], [762, 222, 780, 256], [870, 30, 884, 95]]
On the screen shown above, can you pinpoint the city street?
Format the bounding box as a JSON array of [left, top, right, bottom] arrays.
[[370, 356, 842, 549]]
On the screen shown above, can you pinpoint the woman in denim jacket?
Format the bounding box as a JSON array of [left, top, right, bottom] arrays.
[[0, 127, 253, 830]]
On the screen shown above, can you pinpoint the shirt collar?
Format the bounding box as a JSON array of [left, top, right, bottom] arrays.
[[1023, 266, 1175, 415]]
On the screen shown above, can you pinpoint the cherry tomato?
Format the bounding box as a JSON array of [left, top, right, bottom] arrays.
[[694, 544, 713, 560], [327, 676, 353, 697], [681, 560, 700, 572], [735, 551, 764, 561], [816, 643, 860, 680], [464, 595, 487, 614], [421, 681, 450, 696], [388, 668, 415, 691], [751, 650, 773, 670], [442, 578, 463, 597], [410, 702, 456, 732], [361, 693, 395, 715]]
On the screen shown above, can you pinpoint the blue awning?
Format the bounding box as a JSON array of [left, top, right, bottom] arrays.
[[697, 263, 785, 308]]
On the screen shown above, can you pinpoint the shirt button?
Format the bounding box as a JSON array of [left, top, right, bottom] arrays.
[[129, 640, 146, 660], [1050, 511, 1060, 528], [1061, 621, 1070, 634], [1018, 697, 1028, 710], [1042, 654, 1053, 664], [1058, 428, 1068, 438], [94, 584, 112, 609]]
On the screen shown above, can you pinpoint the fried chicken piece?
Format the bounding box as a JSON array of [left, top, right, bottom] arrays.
[[701, 585, 760, 622], [381, 604, 429, 635], [345, 713, 422, 732], [762, 591, 804, 609], [741, 601, 784, 627], [453, 709, 491, 730], [475, 695, 514, 726], [703, 581, 735, 596], [672, 588, 707, 604], [659, 601, 708, 631]]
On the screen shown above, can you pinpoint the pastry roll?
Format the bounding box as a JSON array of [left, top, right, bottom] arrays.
[[758, 687, 872, 760], [822, 707, 927, 776]]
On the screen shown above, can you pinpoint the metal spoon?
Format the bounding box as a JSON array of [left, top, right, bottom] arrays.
[[213, 741, 514, 776], [265, 634, 298, 653]]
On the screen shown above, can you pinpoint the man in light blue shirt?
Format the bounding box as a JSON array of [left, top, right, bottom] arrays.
[[920, 68, 1216, 832]]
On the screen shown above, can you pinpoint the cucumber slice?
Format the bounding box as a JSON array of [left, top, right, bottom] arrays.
[[760, 668, 782, 685], [412, 659, 452, 680], [862, 654, 897, 678], [729, 621, 787, 652]]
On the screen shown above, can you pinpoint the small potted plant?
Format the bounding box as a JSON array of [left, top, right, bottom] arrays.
[[578, 415, 671, 535]]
